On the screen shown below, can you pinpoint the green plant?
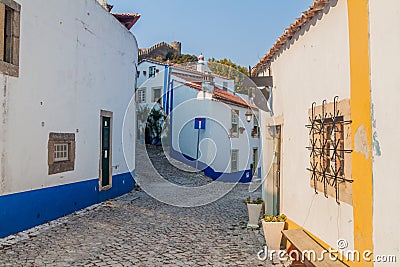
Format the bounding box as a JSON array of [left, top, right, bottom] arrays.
[[243, 197, 263, 205], [145, 108, 166, 145], [263, 214, 287, 222]]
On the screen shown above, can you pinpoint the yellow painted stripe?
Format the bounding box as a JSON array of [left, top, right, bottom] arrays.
[[347, 0, 374, 266]]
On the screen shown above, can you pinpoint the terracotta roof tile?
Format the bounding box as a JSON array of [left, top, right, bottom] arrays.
[[251, 0, 330, 76], [181, 81, 256, 109], [112, 13, 141, 30]]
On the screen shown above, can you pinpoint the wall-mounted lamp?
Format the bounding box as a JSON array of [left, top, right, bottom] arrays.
[[245, 108, 253, 122]]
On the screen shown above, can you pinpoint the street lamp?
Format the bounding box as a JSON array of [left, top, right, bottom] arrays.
[[245, 108, 253, 122]]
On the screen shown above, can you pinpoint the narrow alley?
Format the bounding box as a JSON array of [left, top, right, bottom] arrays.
[[0, 145, 270, 266]]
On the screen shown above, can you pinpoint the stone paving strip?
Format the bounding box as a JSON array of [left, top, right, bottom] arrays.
[[0, 146, 285, 266]]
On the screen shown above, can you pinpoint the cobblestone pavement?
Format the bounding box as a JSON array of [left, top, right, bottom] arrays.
[[0, 145, 276, 267]]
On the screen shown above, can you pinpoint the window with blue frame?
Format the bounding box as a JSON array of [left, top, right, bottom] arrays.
[[149, 66, 156, 78]]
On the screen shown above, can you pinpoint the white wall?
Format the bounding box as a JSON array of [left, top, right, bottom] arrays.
[[171, 83, 259, 173], [259, 0, 354, 250], [0, 0, 137, 195], [137, 61, 166, 100], [369, 0, 400, 264]]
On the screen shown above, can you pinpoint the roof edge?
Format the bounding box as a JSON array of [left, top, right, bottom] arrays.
[[251, 0, 332, 76]]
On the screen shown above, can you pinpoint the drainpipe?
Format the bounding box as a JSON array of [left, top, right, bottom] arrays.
[[169, 80, 174, 154], [269, 86, 274, 117], [163, 65, 169, 110]]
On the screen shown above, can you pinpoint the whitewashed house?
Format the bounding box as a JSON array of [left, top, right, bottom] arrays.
[[253, 0, 399, 265], [138, 56, 261, 182], [0, 0, 139, 238]]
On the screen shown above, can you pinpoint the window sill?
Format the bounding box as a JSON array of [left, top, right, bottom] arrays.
[[0, 61, 18, 77]]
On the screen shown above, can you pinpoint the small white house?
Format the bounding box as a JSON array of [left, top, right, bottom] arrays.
[[137, 57, 261, 182], [0, 0, 138, 238]]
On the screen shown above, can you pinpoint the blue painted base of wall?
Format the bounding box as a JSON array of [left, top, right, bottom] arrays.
[[0, 172, 135, 238], [170, 148, 252, 183]]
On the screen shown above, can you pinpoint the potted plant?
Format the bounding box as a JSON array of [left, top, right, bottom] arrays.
[[261, 214, 287, 250], [239, 127, 245, 134], [243, 197, 263, 228]]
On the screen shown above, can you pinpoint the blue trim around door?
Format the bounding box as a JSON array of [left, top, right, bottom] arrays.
[[0, 171, 135, 238]]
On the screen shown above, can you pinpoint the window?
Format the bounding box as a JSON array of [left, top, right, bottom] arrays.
[[54, 144, 69, 162], [149, 66, 156, 78], [231, 109, 239, 138], [136, 88, 146, 103], [231, 149, 239, 172], [152, 87, 161, 103], [323, 119, 345, 176], [0, 0, 20, 77], [252, 116, 260, 137], [223, 81, 228, 91], [306, 97, 352, 204], [48, 133, 75, 175]]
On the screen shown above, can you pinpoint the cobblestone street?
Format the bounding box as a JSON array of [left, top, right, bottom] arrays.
[[0, 146, 273, 266]]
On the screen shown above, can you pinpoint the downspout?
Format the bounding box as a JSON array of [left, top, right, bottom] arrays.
[[169, 80, 174, 154], [163, 65, 169, 110], [269, 86, 274, 117]]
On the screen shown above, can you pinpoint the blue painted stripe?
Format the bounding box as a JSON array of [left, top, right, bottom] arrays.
[[0, 172, 135, 238], [169, 148, 252, 183]]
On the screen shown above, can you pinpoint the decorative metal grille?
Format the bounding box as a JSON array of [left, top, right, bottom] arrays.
[[306, 96, 353, 204]]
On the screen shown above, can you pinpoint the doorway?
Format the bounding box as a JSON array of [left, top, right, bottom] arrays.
[[252, 148, 258, 177], [100, 110, 113, 190], [266, 125, 282, 215]]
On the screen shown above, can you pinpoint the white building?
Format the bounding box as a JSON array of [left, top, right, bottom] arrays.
[[253, 0, 399, 266], [0, 0, 138, 238], [137, 57, 261, 182]]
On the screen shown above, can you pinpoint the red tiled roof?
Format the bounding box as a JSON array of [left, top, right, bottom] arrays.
[[112, 13, 141, 30], [251, 0, 330, 76], [181, 82, 256, 109], [213, 88, 256, 109]]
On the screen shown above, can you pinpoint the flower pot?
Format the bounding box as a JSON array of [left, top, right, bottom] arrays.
[[261, 220, 285, 250], [246, 203, 262, 228]]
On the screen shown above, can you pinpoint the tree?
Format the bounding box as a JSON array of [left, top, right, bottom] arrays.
[[164, 53, 198, 64], [207, 58, 249, 93], [145, 108, 166, 145]]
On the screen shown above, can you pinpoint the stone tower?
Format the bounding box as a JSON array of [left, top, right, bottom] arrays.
[[171, 41, 182, 56]]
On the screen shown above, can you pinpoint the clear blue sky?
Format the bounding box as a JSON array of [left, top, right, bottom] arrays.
[[108, 0, 313, 67]]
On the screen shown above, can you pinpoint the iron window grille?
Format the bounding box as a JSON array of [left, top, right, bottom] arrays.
[[306, 96, 353, 204]]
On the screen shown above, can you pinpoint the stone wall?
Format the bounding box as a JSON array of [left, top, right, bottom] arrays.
[[139, 41, 181, 61]]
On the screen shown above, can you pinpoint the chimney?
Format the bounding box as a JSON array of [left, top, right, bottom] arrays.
[[202, 72, 214, 94], [197, 54, 205, 72]]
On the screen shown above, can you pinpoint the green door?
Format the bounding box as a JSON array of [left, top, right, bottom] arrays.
[[101, 116, 111, 188]]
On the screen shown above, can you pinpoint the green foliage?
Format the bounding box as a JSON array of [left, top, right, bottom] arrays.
[[207, 58, 249, 93], [208, 58, 248, 76], [145, 108, 166, 145], [263, 214, 287, 222], [164, 53, 198, 64], [243, 197, 263, 205], [136, 105, 151, 123]]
